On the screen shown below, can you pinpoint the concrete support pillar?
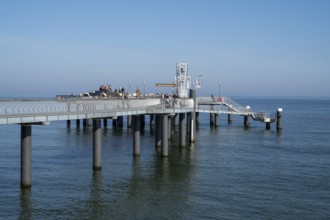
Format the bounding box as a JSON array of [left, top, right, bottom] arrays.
[[93, 119, 102, 170], [76, 119, 80, 127], [214, 113, 219, 126], [140, 115, 145, 130], [196, 112, 200, 125], [174, 114, 179, 127], [150, 115, 155, 127], [21, 124, 32, 188], [103, 118, 108, 127], [161, 115, 168, 157], [265, 120, 271, 130], [117, 116, 124, 127], [179, 113, 186, 147], [210, 113, 214, 125], [133, 115, 141, 156], [168, 115, 172, 140], [112, 118, 117, 127], [228, 114, 232, 124], [127, 115, 133, 128], [276, 108, 283, 131], [171, 115, 175, 134], [87, 119, 92, 127], [66, 120, 71, 127], [189, 89, 196, 143], [155, 115, 161, 148], [83, 119, 87, 127], [187, 113, 191, 135], [244, 115, 249, 128]]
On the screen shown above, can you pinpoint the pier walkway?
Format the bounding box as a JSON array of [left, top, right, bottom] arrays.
[[0, 96, 275, 125], [0, 98, 194, 125]]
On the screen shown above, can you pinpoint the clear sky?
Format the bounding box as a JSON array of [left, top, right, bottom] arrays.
[[0, 0, 329, 97]]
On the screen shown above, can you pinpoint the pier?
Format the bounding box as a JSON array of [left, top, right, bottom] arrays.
[[0, 63, 282, 188], [0, 94, 282, 188]]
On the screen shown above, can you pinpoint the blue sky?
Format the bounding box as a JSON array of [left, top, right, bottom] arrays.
[[0, 0, 329, 97]]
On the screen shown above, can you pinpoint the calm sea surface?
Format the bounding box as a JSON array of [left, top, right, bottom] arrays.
[[1, 98, 330, 219]]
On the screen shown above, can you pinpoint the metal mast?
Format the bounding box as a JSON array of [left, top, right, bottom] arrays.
[[176, 63, 190, 98]]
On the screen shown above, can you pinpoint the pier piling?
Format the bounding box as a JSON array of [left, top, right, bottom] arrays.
[[228, 114, 232, 124], [21, 124, 32, 188], [168, 115, 172, 140], [155, 115, 161, 148], [133, 115, 141, 156], [189, 89, 196, 143], [150, 115, 155, 128], [161, 114, 169, 157], [265, 118, 271, 130], [179, 113, 186, 147], [93, 119, 102, 170], [196, 112, 200, 125], [214, 113, 219, 126], [127, 115, 133, 128], [76, 119, 80, 127], [277, 108, 283, 131], [210, 113, 214, 125], [244, 116, 249, 128]]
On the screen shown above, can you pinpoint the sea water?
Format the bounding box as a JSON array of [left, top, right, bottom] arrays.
[[0, 98, 329, 219]]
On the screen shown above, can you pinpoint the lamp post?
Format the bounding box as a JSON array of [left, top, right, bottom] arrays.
[[143, 81, 146, 95], [218, 81, 221, 97], [128, 80, 131, 94]]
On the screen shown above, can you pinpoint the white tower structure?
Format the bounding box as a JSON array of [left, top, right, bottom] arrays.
[[176, 63, 190, 98]]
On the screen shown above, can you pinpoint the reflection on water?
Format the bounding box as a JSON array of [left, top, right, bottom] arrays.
[[16, 127, 197, 219], [88, 171, 104, 219], [19, 188, 32, 220]]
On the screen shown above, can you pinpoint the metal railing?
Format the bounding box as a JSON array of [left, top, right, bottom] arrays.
[[0, 98, 194, 116]]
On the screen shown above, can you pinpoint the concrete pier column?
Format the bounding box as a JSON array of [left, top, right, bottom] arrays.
[[228, 114, 232, 124], [187, 113, 191, 135], [87, 119, 93, 127], [103, 118, 108, 127], [189, 89, 196, 143], [150, 115, 155, 127], [117, 116, 124, 127], [265, 119, 271, 130], [87, 118, 93, 127], [112, 118, 117, 127], [196, 112, 200, 125], [21, 124, 32, 188], [66, 120, 71, 127], [244, 116, 250, 128], [276, 108, 283, 131], [133, 115, 141, 156], [127, 115, 133, 128], [168, 115, 172, 140], [161, 114, 169, 157], [174, 114, 178, 127], [171, 115, 175, 134], [179, 113, 186, 147], [210, 113, 214, 125], [214, 113, 219, 126], [140, 115, 145, 130], [155, 115, 161, 148], [93, 119, 102, 170], [76, 119, 80, 127], [83, 119, 87, 127]]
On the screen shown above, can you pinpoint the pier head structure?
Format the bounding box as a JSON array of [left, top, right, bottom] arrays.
[[0, 63, 281, 188]]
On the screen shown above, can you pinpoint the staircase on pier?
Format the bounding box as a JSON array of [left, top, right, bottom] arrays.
[[197, 97, 276, 123]]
